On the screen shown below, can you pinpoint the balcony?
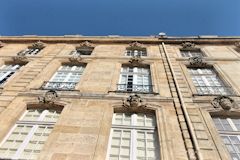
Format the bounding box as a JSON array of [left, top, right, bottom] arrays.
[[41, 81, 77, 90], [117, 84, 153, 93]]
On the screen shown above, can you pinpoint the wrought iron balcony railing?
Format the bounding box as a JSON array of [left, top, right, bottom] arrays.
[[195, 86, 235, 95], [117, 84, 153, 93], [41, 81, 77, 90]]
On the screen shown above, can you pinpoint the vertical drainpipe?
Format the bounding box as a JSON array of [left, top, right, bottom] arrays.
[[161, 42, 203, 160]]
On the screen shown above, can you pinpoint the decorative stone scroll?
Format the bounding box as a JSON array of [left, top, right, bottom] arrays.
[[12, 54, 28, 64], [129, 55, 143, 66], [181, 42, 198, 50], [211, 96, 238, 111], [38, 90, 58, 104], [69, 54, 82, 63], [122, 94, 147, 112], [28, 41, 45, 49], [128, 42, 145, 50], [76, 41, 95, 50], [188, 56, 206, 67]]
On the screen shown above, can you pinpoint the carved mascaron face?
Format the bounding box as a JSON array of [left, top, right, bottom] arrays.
[[129, 95, 140, 108], [219, 98, 233, 110], [45, 92, 57, 102]]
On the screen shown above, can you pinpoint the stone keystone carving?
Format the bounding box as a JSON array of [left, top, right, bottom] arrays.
[[189, 56, 206, 67], [122, 94, 146, 112], [128, 42, 145, 49], [28, 41, 45, 49], [12, 54, 28, 64], [76, 41, 94, 50], [69, 54, 82, 63], [211, 96, 238, 111], [38, 90, 58, 104], [181, 42, 197, 50], [0, 41, 4, 48], [129, 55, 143, 66]]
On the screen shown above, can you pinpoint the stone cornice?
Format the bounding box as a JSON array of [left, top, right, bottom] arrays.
[[0, 36, 239, 45]]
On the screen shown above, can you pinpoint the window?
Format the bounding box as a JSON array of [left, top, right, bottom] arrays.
[[0, 64, 21, 85], [180, 49, 204, 57], [42, 65, 85, 90], [188, 68, 233, 95], [213, 117, 240, 160], [0, 108, 61, 160], [125, 49, 147, 57], [18, 48, 42, 56], [118, 66, 152, 93], [107, 113, 159, 160]]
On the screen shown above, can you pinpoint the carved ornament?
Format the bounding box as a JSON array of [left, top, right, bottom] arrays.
[[211, 96, 238, 111], [28, 41, 45, 49], [181, 42, 198, 50], [122, 94, 147, 112], [189, 56, 206, 67], [12, 54, 28, 64], [38, 90, 58, 104], [128, 42, 145, 50], [76, 41, 94, 50], [129, 55, 143, 66], [69, 54, 82, 63]]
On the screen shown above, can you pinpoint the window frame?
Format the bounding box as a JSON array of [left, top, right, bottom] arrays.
[[211, 116, 240, 160], [18, 48, 43, 56], [117, 65, 153, 93], [0, 108, 61, 160], [106, 112, 160, 160], [176, 46, 208, 58], [0, 64, 22, 87], [42, 64, 86, 91], [180, 63, 237, 96]]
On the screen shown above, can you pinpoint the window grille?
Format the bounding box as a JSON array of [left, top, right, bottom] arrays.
[[118, 66, 152, 93], [0, 109, 61, 160], [188, 68, 233, 95], [107, 113, 159, 160]]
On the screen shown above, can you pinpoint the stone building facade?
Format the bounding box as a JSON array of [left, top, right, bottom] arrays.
[[0, 35, 239, 160]]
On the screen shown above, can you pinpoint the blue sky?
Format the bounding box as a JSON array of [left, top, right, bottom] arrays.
[[0, 0, 240, 36]]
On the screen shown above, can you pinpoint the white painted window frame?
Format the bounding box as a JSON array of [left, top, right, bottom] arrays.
[[125, 49, 147, 57], [188, 68, 231, 95], [106, 113, 159, 160], [213, 117, 240, 159], [0, 109, 59, 160], [118, 66, 152, 92], [0, 64, 20, 85], [180, 50, 204, 57]]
